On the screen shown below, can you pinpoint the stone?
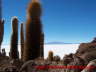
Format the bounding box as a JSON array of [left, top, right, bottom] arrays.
[[81, 59, 96, 72]]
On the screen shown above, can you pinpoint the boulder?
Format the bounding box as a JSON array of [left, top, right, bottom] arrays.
[[81, 59, 96, 72], [75, 43, 96, 65]]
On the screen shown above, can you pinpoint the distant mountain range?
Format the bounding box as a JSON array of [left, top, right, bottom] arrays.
[[45, 42, 80, 44]]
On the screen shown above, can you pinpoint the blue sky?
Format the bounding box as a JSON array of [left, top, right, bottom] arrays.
[[2, 0, 96, 45]]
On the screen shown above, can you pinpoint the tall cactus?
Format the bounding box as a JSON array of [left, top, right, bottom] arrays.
[[9, 17, 19, 59], [20, 23, 24, 60], [0, 0, 2, 19], [0, 20, 4, 52], [23, 0, 43, 61], [40, 32, 44, 58]]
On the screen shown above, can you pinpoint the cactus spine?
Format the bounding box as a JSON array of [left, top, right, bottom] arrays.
[[10, 17, 19, 59], [20, 23, 24, 60], [23, 0, 42, 61]]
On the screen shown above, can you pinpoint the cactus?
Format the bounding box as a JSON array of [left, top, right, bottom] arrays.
[[40, 32, 44, 58], [0, 0, 2, 19], [2, 48, 6, 56], [23, 0, 43, 61], [20, 23, 24, 60], [9, 17, 19, 59], [47, 51, 54, 61], [0, 20, 4, 52]]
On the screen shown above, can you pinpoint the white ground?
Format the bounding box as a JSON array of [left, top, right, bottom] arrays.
[[1, 44, 80, 59], [44, 44, 80, 59]]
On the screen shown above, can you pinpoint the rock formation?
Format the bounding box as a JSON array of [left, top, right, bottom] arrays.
[[75, 43, 96, 65], [81, 59, 96, 72], [63, 53, 74, 66], [91, 37, 96, 43], [66, 55, 85, 72], [53, 55, 60, 62]]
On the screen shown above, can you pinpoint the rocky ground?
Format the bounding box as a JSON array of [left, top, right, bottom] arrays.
[[1, 38, 96, 72]]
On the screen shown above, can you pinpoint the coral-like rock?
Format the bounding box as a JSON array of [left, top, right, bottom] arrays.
[[76, 43, 96, 65]]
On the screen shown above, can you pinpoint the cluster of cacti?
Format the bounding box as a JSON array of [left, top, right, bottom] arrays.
[[23, 0, 43, 62], [0, 20, 4, 52], [20, 23, 24, 60], [0, 0, 45, 63], [47, 51, 54, 61], [40, 32, 44, 58], [9, 17, 19, 59]]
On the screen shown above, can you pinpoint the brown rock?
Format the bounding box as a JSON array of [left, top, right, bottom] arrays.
[[75, 43, 96, 65], [66, 55, 85, 72], [81, 59, 96, 72], [63, 53, 74, 65]]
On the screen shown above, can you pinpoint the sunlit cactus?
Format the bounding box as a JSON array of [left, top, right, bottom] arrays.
[[47, 51, 54, 61], [20, 23, 24, 60], [0, 20, 4, 52], [9, 17, 19, 59], [27, 0, 41, 19], [23, 0, 43, 61], [40, 32, 44, 58]]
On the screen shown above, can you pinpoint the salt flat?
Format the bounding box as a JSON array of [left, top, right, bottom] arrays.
[[44, 44, 80, 59], [1, 44, 80, 59]]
